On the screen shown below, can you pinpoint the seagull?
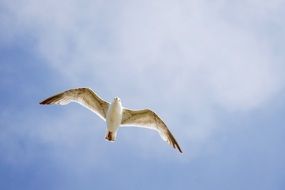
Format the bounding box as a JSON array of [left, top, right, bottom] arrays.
[[40, 88, 182, 153]]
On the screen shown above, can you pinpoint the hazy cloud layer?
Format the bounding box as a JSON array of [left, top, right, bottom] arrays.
[[1, 1, 285, 189], [1, 0, 284, 156], [1, 0, 283, 110]]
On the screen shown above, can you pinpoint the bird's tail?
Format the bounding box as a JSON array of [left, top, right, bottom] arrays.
[[105, 131, 117, 142]]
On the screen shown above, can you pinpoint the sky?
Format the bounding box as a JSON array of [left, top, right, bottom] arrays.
[[0, 0, 285, 189]]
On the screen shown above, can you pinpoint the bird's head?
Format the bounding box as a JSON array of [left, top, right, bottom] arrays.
[[113, 97, 121, 103]]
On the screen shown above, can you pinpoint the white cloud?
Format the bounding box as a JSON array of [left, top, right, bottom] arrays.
[[1, 0, 284, 156]]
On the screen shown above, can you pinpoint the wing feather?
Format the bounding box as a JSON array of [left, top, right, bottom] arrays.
[[121, 108, 182, 153], [40, 88, 109, 120]]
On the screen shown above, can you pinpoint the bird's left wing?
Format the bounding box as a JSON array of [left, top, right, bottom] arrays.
[[40, 88, 109, 120], [121, 108, 182, 153]]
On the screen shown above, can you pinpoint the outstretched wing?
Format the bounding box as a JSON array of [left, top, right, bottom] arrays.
[[121, 108, 182, 153], [40, 88, 109, 120]]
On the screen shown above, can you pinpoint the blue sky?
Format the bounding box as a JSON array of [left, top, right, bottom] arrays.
[[1, 0, 285, 189]]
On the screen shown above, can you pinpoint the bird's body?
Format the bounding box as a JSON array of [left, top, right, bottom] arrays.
[[40, 88, 182, 153], [105, 98, 123, 141]]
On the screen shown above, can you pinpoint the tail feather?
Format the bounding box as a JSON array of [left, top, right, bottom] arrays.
[[105, 131, 116, 142]]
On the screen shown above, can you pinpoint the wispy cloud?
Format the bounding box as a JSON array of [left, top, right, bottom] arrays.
[[1, 1, 285, 189], [1, 0, 284, 156]]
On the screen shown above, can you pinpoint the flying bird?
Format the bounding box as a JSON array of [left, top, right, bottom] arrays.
[[40, 88, 182, 153]]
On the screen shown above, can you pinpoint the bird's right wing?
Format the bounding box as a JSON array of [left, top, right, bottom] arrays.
[[121, 108, 182, 153], [40, 88, 109, 120]]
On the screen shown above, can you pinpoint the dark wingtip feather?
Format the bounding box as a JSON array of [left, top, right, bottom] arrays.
[[39, 94, 63, 105], [173, 140, 183, 153], [39, 98, 51, 105], [176, 144, 183, 153], [168, 131, 183, 153], [39, 99, 50, 104]]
